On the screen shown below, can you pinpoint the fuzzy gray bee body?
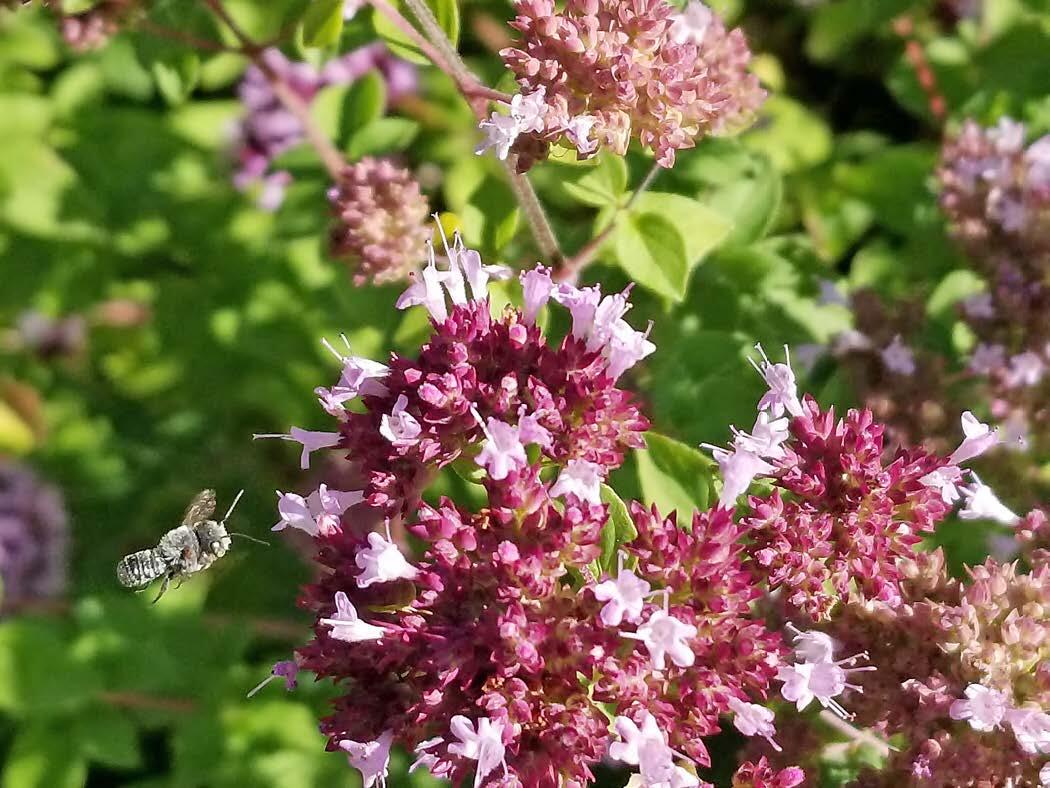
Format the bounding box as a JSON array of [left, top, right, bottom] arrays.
[[116, 489, 237, 602]]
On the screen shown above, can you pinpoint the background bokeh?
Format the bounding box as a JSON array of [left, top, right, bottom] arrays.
[[1, 0, 1048, 785]]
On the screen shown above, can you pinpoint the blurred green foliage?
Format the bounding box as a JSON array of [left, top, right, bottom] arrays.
[[0, 0, 1048, 785]]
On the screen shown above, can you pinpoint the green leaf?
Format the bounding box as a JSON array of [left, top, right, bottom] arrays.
[[301, 0, 345, 47], [2, 724, 87, 788], [631, 193, 731, 267], [926, 270, 986, 318], [344, 71, 388, 132], [151, 53, 201, 105], [706, 154, 783, 247], [347, 117, 420, 158], [614, 211, 689, 301], [372, 0, 460, 67], [74, 705, 142, 769], [562, 152, 628, 207], [0, 620, 102, 717], [635, 433, 717, 518], [597, 484, 637, 572]]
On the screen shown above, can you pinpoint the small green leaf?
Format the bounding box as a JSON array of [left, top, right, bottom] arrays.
[[347, 117, 420, 158], [151, 52, 200, 105], [927, 270, 986, 319], [562, 152, 628, 207], [706, 154, 783, 246], [631, 193, 731, 267], [344, 71, 388, 132], [614, 212, 689, 301], [635, 433, 717, 519], [597, 483, 637, 572], [301, 0, 345, 47]]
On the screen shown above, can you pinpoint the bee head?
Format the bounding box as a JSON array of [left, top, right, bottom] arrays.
[[197, 521, 231, 558]]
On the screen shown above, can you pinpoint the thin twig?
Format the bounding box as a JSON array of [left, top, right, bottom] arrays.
[[199, 0, 346, 179], [99, 690, 197, 713], [556, 161, 663, 281], [504, 158, 563, 264], [138, 20, 235, 53], [818, 710, 893, 756]]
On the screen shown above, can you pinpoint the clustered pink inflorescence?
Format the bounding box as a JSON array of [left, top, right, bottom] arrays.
[[327, 157, 431, 285], [488, 0, 765, 169], [232, 45, 416, 211], [262, 239, 1049, 786]]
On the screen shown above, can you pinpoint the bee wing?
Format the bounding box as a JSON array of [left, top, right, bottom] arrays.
[[181, 489, 217, 526]]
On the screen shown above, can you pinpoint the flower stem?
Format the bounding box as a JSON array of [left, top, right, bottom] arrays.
[[389, 0, 563, 264], [200, 0, 346, 178], [556, 160, 663, 281]]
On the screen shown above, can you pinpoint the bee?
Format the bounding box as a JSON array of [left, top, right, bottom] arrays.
[[116, 488, 259, 602]]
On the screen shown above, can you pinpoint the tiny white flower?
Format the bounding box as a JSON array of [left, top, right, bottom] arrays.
[[551, 283, 601, 340], [519, 266, 554, 325], [447, 716, 508, 788], [565, 114, 598, 155], [592, 567, 651, 627], [1041, 760, 1050, 788], [831, 329, 872, 355], [750, 344, 803, 418], [549, 459, 604, 505], [624, 609, 697, 670], [409, 736, 444, 774], [959, 475, 1020, 525], [962, 293, 995, 320], [380, 394, 422, 448], [508, 87, 546, 134], [604, 319, 656, 380], [919, 466, 963, 505], [339, 730, 393, 788], [708, 447, 775, 507], [253, 427, 341, 470], [949, 411, 999, 465], [610, 712, 698, 788], [273, 484, 363, 535], [476, 112, 522, 160], [397, 253, 450, 322], [356, 530, 419, 587], [475, 417, 528, 481], [1006, 707, 1050, 755], [949, 684, 1009, 732], [319, 591, 385, 642], [727, 697, 781, 752], [732, 412, 791, 459]]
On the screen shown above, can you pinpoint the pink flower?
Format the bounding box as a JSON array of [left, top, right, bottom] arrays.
[[565, 114, 598, 155], [339, 729, 393, 788], [475, 417, 528, 481], [1005, 706, 1050, 754], [968, 342, 1006, 375], [919, 465, 963, 505], [319, 592, 385, 642], [273, 485, 363, 535], [949, 411, 999, 464], [379, 394, 422, 447], [710, 447, 774, 507], [732, 412, 790, 459], [519, 266, 554, 324], [727, 697, 781, 752], [670, 1, 714, 44], [949, 684, 1009, 732], [552, 283, 601, 339], [751, 344, 803, 418], [611, 712, 699, 788], [592, 567, 651, 626], [959, 476, 1020, 525], [1004, 350, 1046, 388], [397, 257, 450, 322], [549, 459, 604, 504], [253, 427, 341, 469], [447, 716, 509, 788], [624, 609, 698, 670], [476, 111, 522, 160], [355, 530, 419, 587]]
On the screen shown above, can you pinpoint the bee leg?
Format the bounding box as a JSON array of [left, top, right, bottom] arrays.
[[151, 575, 171, 604]]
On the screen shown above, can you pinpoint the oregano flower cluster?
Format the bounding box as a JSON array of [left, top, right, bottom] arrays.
[[256, 229, 1050, 786]]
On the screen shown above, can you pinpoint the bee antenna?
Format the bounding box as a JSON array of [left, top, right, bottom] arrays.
[[229, 532, 270, 547], [221, 489, 245, 524]]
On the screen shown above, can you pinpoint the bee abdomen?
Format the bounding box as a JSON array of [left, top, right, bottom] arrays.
[[116, 549, 167, 588]]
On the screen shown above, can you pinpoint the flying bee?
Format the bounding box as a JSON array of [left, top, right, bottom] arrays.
[[117, 489, 264, 602]]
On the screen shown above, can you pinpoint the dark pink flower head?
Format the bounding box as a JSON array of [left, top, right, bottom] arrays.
[[497, 0, 764, 169], [743, 397, 954, 619], [314, 249, 651, 516], [731, 757, 805, 788]]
